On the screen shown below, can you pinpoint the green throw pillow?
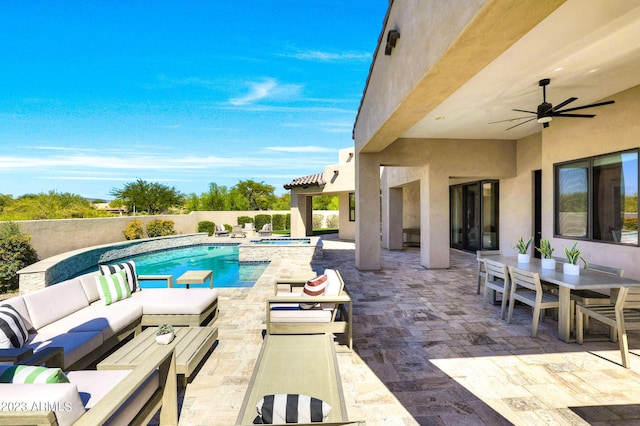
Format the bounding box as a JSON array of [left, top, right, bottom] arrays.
[[0, 365, 69, 384], [96, 269, 131, 305]]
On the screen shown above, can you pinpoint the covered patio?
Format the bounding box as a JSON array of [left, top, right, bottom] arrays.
[[175, 236, 640, 425]]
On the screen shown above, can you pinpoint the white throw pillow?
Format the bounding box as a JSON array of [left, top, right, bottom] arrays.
[[0, 304, 28, 348], [99, 260, 138, 293], [299, 275, 328, 310]]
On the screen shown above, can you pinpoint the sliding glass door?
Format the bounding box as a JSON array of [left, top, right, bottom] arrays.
[[450, 181, 499, 252]]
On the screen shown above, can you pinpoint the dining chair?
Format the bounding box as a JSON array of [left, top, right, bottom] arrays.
[[507, 266, 560, 337], [476, 250, 501, 295], [576, 286, 640, 368], [482, 258, 510, 320], [570, 263, 624, 340]]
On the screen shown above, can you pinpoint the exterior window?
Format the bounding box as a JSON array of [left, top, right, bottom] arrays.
[[555, 150, 638, 245], [349, 193, 355, 221]]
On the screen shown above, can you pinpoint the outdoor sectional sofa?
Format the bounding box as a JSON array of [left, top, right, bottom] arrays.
[[0, 268, 219, 370]]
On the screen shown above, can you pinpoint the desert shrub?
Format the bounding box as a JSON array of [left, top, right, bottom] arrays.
[[198, 221, 216, 236], [624, 217, 638, 231], [224, 224, 232, 232], [272, 214, 286, 231], [254, 214, 271, 231], [237, 216, 254, 226], [312, 213, 324, 229], [124, 219, 145, 240], [146, 220, 176, 237], [0, 222, 38, 293], [326, 214, 339, 228]]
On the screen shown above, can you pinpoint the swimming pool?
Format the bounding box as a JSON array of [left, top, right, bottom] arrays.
[[100, 245, 268, 289]]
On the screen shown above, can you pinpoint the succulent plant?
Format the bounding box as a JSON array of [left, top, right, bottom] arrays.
[[563, 242, 588, 267], [156, 323, 174, 336], [535, 239, 554, 259], [515, 236, 533, 254]]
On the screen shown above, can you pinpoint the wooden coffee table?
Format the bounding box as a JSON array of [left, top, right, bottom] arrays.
[[176, 270, 213, 289], [98, 326, 218, 387]]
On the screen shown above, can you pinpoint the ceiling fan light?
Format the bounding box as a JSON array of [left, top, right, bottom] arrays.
[[537, 116, 552, 124]]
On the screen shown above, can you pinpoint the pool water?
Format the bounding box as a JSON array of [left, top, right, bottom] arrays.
[[103, 245, 268, 289]]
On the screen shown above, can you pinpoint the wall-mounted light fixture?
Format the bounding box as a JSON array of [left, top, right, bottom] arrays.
[[385, 30, 400, 55]]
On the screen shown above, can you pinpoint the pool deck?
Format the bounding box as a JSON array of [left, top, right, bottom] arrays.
[[170, 235, 640, 425]]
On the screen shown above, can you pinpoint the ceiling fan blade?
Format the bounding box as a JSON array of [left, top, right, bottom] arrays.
[[551, 97, 577, 112], [505, 117, 536, 130], [488, 116, 534, 124], [512, 109, 537, 114], [552, 113, 595, 118], [556, 100, 615, 113]]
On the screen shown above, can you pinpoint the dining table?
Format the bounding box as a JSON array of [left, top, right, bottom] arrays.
[[479, 255, 640, 342]]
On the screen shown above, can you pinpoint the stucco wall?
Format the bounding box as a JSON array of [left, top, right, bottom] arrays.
[[540, 84, 640, 278], [10, 211, 290, 260]]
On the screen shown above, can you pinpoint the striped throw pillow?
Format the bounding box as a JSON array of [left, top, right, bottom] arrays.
[[255, 394, 331, 424], [96, 270, 131, 305], [299, 275, 328, 310], [0, 365, 69, 384], [0, 304, 28, 349], [99, 260, 138, 293]]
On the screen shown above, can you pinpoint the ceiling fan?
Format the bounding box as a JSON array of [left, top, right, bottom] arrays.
[[491, 78, 615, 130]]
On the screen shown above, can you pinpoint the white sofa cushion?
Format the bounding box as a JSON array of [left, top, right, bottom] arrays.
[[269, 308, 333, 323], [68, 368, 159, 425], [22, 278, 89, 330], [0, 304, 28, 348], [37, 301, 142, 340], [0, 383, 85, 426], [131, 288, 218, 315], [78, 270, 101, 303], [26, 331, 103, 370]]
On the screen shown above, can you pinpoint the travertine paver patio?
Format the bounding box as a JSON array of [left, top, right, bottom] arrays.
[[176, 236, 640, 425]]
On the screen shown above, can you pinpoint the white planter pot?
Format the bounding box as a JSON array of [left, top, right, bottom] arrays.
[[156, 332, 174, 345], [541, 258, 556, 269], [517, 253, 530, 264], [563, 263, 580, 276]]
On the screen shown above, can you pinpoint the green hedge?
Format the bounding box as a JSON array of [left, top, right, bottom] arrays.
[[237, 216, 253, 226], [198, 221, 216, 236], [254, 214, 271, 231], [272, 214, 286, 231]]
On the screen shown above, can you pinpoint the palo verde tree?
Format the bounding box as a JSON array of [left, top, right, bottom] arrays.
[[233, 179, 276, 210], [111, 179, 185, 215]]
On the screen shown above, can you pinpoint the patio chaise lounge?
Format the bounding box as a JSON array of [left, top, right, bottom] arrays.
[[266, 269, 353, 350], [231, 225, 246, 238], [258, 223, 272, 236], [215, 224, 229, 237], [0, 345, 177, 425], [236, 334, 363, 425]]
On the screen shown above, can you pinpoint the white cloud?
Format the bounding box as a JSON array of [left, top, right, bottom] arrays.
[[229, 78, 303, 106], [265, 146, 335, 153], [284, 49, 371, 62]]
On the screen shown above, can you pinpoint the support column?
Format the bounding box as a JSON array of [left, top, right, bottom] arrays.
[[289, 191, 309, 238], [383, 187, 403, 250], [420, 165, 450, 268], [355, 152, 381, 270]]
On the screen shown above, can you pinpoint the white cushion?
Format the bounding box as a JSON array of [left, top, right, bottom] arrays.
[[0, 383, 85, 426], [26, 331, 103, 370], [78, 271, 101, 303], [269, 308, 333, 323], [22, 279, 89, 330], [68, 368, 159, 425], [96, 270, 131, 305], [0, 296, 33, 331], [131, 288, 218, 315], [300, 275, 327, 310], [0, 304, 28, 348]]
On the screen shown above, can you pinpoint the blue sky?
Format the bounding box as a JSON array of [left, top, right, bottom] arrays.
[[0, 1, 386, 199]]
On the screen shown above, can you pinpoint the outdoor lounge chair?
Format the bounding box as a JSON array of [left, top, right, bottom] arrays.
[[0, 345, 177, 426], [266, 269, 352, 350], [236, 334, 364, 425], [215, 224, 229, 237], [258, 223, 272, 236], [231, 225, 246, 238]]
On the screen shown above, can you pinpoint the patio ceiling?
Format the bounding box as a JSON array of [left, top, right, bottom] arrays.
[[401, 0, 640, 141]]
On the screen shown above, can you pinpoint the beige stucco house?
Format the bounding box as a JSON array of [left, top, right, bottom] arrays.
[[353, 0, 640, 277], [286, 147, 356, 240]]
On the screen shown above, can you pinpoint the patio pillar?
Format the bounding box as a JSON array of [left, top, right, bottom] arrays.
[[289, 191, 310, 238], [420, 165, 450, 268], [355, 152, 381, 270], [382, 186, 404, 250]]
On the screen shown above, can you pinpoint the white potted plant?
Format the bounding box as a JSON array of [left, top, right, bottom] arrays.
[[536, 239, 556, 269], [563, 242, 588, 275], [515, 236, 533, 263], [155, 323, 174, 345]]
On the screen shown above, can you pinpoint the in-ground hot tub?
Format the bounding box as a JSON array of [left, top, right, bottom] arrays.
[[239, 237, 322, 262]]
